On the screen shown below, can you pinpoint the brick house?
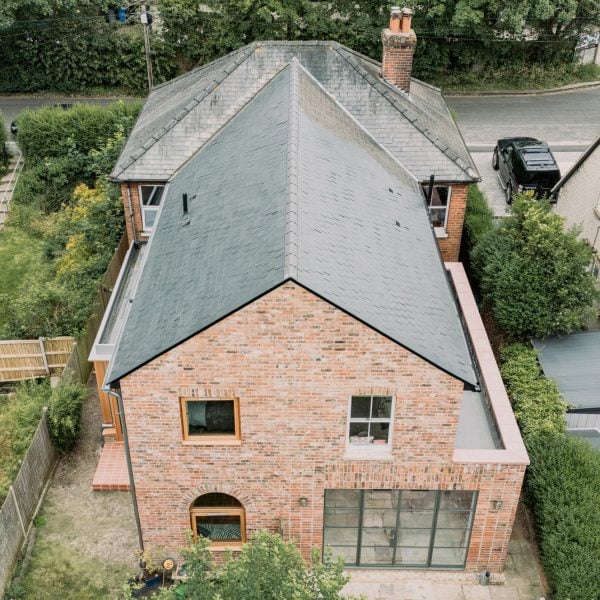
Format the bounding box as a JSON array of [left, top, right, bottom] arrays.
[[90, 9, 527, 575]]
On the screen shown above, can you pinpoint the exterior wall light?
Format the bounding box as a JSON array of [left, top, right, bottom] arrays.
[[298, 497, 308, 507], [492, 499, 503, 511]]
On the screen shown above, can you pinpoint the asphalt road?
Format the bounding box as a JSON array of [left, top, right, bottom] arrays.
[[447, 87, 600, 215], [446, 87, 600, 147]]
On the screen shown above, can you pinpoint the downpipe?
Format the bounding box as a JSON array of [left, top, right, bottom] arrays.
[[106, 387, 144, 552]]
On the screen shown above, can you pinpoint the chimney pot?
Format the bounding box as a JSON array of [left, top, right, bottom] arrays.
[[390, 6, 401, 33], [401, 7, 413, 33]]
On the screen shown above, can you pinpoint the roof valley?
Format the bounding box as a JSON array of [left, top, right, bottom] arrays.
[[285, 59, 300, 280]]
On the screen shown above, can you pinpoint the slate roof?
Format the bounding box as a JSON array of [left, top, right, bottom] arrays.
[[552, 133, 600, 194], [111, 41, 478, 183], [107, 61, 478, 386], [533, 331, 600, 410]]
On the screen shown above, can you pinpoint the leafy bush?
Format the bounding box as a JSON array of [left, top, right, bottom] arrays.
[[2, 181, 124, 338], [472, 194, 598, 338], [16, 102, 140, 164], [499, 344, 566, 438], [463, 185, 494, 255], [47, 381, 87, 453], [0, 380, 51, 504], [129, 531, 354, 600], [526, 431, 600, 600]]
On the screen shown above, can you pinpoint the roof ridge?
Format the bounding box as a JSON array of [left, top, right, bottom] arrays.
[[333, 46, 477, 180], [293, 59, 420, 191], [112, 44, 258, 180], [285, 59, 300, 280]]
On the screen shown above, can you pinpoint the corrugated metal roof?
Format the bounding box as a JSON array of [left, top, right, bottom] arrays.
[[111, 41, 478, 183], [107, 61, 477, 386], [533, 331, 600, 410]]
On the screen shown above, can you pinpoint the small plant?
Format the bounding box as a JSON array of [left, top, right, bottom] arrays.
[[47, 381, 87, 453]]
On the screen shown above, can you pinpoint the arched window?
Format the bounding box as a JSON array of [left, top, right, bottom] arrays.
[[190, 493, 246, 546]]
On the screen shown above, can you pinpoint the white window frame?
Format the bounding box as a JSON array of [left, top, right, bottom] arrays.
[[346, 395, 394, 452], [423, 185, 452, 232], [139, 184, 165, 232]]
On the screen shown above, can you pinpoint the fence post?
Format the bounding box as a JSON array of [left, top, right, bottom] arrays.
[[9, 486, 26, 537], [38, 337, 50, 376]]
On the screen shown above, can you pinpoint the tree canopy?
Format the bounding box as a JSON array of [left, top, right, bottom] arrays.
[[471, 193, 599, 339]]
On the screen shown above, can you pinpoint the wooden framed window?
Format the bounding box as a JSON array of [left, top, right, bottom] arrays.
[[348, 395, 393, 447], [180, 397, 240, 443], [191, 493, 246, 547]]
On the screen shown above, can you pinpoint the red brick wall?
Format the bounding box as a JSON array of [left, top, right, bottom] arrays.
[[381, 30, 417, 93], [437, 183, 468, 262], [120, 182, 167, 244], [120, 282, 523, 572]]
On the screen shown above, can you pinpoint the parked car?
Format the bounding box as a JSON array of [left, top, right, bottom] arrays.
[[10, 103, 74, 136], [492, 137, 561, 203]]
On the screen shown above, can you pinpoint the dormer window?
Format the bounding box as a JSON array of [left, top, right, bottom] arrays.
[[348, 395, 393, 446], [139, 184, 165, 231]]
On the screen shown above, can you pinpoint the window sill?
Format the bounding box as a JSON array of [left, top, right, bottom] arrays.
[[209, 544, 243, 552], [434, 228, 448, 238], [343, 447, 393, 461], [182, 439, 242, 446]]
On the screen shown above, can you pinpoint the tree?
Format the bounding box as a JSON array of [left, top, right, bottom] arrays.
[[130, 531, 357, 600], [471, 193, 598, 339]]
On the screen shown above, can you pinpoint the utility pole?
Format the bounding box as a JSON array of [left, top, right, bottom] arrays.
[[141, 3, 154, 91]]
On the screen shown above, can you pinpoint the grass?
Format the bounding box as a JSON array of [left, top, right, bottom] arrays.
[[0, 225, 51, 332], [436, 63, 600, 93], [15, 535, 131, 600]]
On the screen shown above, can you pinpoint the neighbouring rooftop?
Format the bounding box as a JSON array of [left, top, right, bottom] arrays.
[[533, 331, 600, 411]]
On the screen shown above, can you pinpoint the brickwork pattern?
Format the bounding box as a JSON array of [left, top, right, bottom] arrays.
[[437, 183, 469, 262], [120, 282, 524, 573], [381, 30, 417, 93]]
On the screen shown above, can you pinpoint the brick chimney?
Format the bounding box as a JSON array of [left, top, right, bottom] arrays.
[[381, 7, 417, 94]]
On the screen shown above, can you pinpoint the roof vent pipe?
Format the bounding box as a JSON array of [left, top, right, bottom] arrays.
[[182, 193, 188, 215], [390, 6, 401, 33]]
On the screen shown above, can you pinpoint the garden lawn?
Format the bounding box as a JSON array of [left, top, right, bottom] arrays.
[[0, 226, 51, 332]]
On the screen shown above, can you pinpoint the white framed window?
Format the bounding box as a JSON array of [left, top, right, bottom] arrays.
[[348, 395, 393, 447], [139, 184, 165, 231], [422, 185, 452, 230]]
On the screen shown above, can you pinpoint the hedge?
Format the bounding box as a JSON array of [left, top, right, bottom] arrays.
[[500, 343, 600, 600], [463, 185, 494, 257], [0, 381, 51, 505]]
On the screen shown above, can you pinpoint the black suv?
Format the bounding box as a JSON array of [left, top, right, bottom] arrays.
[[492, 137, 560, 203]]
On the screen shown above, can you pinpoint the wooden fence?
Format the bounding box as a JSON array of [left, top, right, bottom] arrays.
[[0, 337, 74, 382], [0, 233, 128, 596]]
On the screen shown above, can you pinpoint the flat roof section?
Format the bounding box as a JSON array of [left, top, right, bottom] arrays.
[[533, 331, 600, 411], [456, 390, 501, 450]]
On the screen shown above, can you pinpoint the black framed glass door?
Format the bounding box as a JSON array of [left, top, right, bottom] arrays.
[[323, 489, 477, 568]]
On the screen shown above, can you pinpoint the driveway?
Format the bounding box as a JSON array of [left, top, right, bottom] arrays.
[[343, 505, 547, 599]]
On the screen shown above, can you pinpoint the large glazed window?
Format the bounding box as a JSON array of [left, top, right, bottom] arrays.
[[139, 184, 164, 231], [181, 398, 240, 442], [323, 489, 477, 568], [190, 493, 245, 547], [348, 396, 393, 447]]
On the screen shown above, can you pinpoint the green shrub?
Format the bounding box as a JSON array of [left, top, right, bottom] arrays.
[[0, 110, 7, 177], [47, 382, 87, 453], [472, 194, 598, 338], [526, 431, 600, 600], [499, 344, 567, 438], [0, 380, 51, 504], [16, 102, 140, 165], [463, 185, 494, 255]]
